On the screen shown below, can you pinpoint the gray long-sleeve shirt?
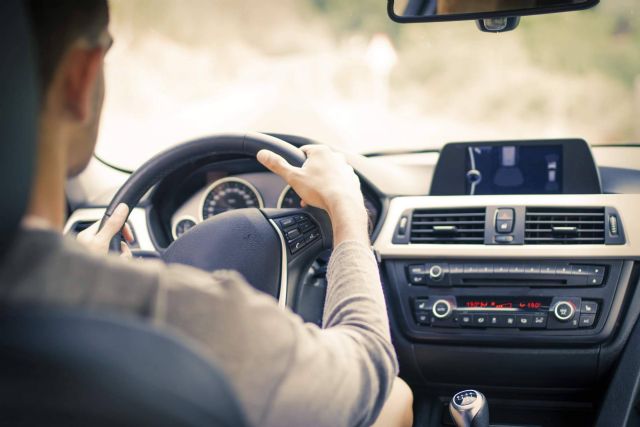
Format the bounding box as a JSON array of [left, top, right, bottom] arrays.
[[0, 229, 398, 427]]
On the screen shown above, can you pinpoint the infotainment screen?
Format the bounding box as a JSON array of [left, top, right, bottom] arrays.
[[465, 145, 563, 195]]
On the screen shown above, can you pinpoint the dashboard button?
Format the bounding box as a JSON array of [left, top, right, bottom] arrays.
[[516, 314, 534, 328], [488, 314, 501, 327], [581, 301, 599, 314], [449, 263, 464, 274], [496, 208, 515, 221], [464, 264, 481, 274], [556, 265, 572, 276], [569, 266, 589, 285], [500, 315, 517, 327], [495, 235, 514, 243], [415, 312, 430, 325], [579, 314, 596, 328], [408, 265, 426, 275], [459, 314, 473, 326], [587, 274, 604, 286], [532, 314, 548, 328], [409, 274, 426, 285], [478, 264, 494, 274], [414, 299, 429, 312], [472, 314, 488, 327], [509, 264, 526, 274], [494, 264, 510, 274], [496, 219, 514, 234], [540, 264, 556, 275], [524, 264, 541, 274]]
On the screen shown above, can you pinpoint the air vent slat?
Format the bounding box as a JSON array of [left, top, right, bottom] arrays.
[[412, 220, 485, 226], [525, 207, 605, 245], [410, 208, 486, 244]]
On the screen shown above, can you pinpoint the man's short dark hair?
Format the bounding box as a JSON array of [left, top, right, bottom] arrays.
[[27, 0, 109, 97]]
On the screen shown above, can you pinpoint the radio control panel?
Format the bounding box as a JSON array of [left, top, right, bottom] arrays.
[[385, 259, 625, 345], [407, 262, 606, 287]]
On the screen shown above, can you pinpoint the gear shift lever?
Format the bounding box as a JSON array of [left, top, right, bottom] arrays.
[[449, 390, 490, 427]]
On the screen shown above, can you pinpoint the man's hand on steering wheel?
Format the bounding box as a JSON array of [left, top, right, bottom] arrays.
[[257, 145, 370, 246], [77, 203, 134, 257]]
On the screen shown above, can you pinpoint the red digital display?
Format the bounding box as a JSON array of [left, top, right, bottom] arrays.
[[460, 298, 548, 311]]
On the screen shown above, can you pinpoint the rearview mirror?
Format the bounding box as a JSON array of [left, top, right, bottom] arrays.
[[388, 0, 599, 29]]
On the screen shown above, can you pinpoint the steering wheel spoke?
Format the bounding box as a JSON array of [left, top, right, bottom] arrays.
[[263, 207, 332, 308]]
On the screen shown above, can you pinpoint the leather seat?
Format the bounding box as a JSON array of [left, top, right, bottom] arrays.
[[0, 2, 248, 426]]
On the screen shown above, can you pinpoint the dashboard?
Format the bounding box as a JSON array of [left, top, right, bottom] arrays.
[[65, 135, 640, 426], [168, 170, 380, 241]]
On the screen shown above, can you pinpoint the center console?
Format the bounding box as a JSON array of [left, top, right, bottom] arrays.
[[386, 259, 625, 345]]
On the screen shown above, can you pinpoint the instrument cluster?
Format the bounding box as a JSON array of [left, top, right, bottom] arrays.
[[171, 174, 380, 240]]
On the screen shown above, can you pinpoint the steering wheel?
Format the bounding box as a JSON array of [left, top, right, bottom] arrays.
[[100, 132, 333, 309]]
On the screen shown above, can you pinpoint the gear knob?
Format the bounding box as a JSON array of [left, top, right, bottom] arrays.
[[449, 390, 489, 427]]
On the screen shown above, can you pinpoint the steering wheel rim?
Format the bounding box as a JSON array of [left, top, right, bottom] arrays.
[[100, 132, 333, 309]]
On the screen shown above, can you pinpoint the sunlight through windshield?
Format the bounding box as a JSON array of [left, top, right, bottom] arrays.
[[97, 0, 640, 170]]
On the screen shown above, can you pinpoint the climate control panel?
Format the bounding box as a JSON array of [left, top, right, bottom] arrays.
[[412, 296, 598, 330], [385, 258, 625, 345]]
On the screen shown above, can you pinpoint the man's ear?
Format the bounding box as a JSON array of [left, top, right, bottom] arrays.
[[62, 46, 104, 122]]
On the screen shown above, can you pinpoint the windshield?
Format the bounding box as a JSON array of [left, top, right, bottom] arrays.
[[97, 0, 640, 170]]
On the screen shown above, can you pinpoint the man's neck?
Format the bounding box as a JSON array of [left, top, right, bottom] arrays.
[[24, 120, 68, 232]]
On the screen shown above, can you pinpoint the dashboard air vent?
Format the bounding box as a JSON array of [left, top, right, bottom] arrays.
[[410, 208, 486, 244], [525, 207, 605, 245]]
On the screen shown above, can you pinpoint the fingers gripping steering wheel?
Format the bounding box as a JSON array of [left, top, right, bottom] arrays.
[[100, 132, 332, 309]]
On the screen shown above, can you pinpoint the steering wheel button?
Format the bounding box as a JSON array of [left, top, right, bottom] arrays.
[[305, 231, 320, 243], [286, 229, 301, 240], [279, 217, 295, 228], [300, 221, 315, 233], [289, 237, 307, 254]]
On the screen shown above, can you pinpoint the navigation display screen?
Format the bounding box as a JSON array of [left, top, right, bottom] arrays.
[[465, 145, 562, 195]]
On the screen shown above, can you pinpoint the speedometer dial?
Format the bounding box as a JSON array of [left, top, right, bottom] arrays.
[[200, 177, 263, 221]]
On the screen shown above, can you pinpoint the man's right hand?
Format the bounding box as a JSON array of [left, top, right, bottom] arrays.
[[257, 145, 370, 246]]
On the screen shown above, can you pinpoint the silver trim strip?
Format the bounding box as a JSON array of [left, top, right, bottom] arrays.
[[373, 194, 640, 259], [268, 219, 289, 309]]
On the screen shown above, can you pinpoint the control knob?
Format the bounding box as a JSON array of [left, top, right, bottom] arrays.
[[553, 301, 576, 322], [429, 265, 444, 281], [432, 299, 453, 319]]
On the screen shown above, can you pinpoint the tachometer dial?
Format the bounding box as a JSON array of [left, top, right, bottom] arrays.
[[172, 216, 196, 240], [200, 177, 263, 221], [277, 186, 379, 234], [277, 186, 303, 209]]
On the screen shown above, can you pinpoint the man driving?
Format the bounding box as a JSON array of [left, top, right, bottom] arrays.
[[0, 1, 413, 426]]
